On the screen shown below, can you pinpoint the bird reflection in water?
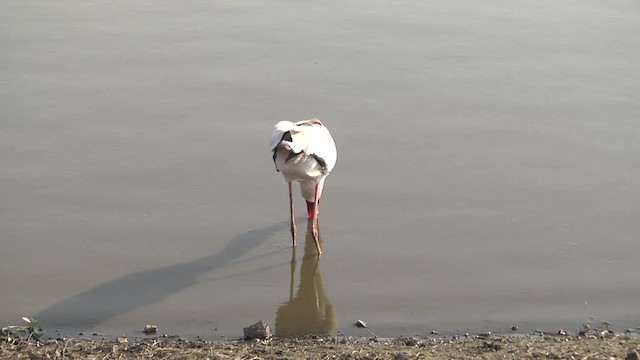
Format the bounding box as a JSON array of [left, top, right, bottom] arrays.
[[275, 220, 336, 337]]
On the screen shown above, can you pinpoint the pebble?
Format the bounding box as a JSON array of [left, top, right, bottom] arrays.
[[511, 326, 518, 331], [354, 320, 367, 328], [626, 351, 640, 360], [143, 325, 158, 335], [402, 337, 418, 346], [243, 320, 271, 340]]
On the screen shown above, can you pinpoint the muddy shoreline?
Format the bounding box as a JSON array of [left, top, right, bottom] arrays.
[[3, 330, 639, 359]]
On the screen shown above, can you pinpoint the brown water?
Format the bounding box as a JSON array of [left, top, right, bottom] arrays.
[[2, 0, 639, 339]]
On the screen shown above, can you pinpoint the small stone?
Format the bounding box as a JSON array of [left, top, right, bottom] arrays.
[[483, 341, 502, 351], [243, 320, 271, 340], [511, 326, 518, 331], [626, 351, 640, 360], [117, 336, 128, 344], [430, 330, 439, 335], [401, 337, 418, 346], [557, 329, 568, 336], [600, 329, 615, 337], [354, 320, 367, 328], [143, 325, 158, 335]]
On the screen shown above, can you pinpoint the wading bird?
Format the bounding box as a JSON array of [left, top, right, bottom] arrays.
[[270, 118, 337, 255]]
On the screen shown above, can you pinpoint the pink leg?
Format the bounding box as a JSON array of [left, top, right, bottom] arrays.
[[311, 182, 322, 255], [288, 181, 297, 247]]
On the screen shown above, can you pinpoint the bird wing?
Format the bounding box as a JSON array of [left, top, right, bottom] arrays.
[[270, 119, 337, 173], [270, 121, 307, 172], [270, 121, 307, 154], [301, 123, 337, 173], [270, 121, 294, 152]]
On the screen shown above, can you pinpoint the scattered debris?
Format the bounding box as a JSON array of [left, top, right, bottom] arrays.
[[393, 353, 409, 360], [243, 320, 271, 340], [354, 320, 367, 328], [1, 317, 45, 342], [400, 337, 419, 346], [143, 325, 158, 335], [1, 335, 637, 359], [482, 341, 502, 351], [600, 329, 616, 337]]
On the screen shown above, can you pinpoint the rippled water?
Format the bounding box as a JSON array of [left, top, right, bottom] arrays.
[[2, 0, 639, 339]]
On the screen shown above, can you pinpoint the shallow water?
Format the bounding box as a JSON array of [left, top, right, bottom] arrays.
[[1, 0, 639, 339]]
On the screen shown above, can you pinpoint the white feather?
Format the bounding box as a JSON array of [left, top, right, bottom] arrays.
[[270, 118, 337, 202]]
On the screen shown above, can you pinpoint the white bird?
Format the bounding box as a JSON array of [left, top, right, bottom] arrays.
[[270, 118, 337, 255]]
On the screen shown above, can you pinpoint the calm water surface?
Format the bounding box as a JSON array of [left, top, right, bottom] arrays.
[[1, 1, 639, 338]]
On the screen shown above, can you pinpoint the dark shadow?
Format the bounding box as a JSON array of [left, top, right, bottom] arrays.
[[36, 219, 301, 329], [274, 220, 337, 337]]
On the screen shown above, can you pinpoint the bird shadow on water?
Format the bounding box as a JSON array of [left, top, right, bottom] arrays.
[[35, 220, 301, 330], [275, 220, 336, 337]]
